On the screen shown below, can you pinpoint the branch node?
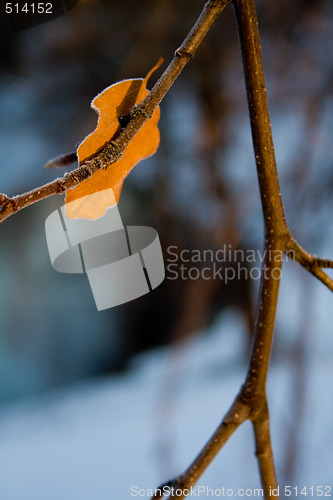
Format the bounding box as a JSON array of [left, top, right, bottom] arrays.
[[174, 47, 193, 60], [0, 193, 10, 208], [99, 141, 123, 167], [57, 182, 67, 194], [10, 198, 19, 212], [130, 105, 153, 121]]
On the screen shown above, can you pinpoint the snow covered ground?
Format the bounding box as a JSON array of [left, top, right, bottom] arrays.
[[1, 271, 332, 500]]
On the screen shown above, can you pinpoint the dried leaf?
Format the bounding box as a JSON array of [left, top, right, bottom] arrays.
[[65, 58, 163, 220]]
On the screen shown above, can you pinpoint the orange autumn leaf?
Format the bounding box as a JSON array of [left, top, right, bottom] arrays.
[[65, 58, 163, 220]]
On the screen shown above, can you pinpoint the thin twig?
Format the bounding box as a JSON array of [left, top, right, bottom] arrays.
[[0, 0, 231, 225], [286, 237, 333, 292], [315, 259, 333, 269], [152, 395, 250, 500], [44, 151, 77, 168]]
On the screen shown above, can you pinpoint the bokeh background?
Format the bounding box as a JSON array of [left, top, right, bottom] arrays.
[[1, 0, 333, 497]]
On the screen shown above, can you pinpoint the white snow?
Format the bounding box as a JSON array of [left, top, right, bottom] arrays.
[[1, 295, 332, 499]]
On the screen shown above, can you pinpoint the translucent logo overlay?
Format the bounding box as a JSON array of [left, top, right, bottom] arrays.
[[45, 189, 165, 310]]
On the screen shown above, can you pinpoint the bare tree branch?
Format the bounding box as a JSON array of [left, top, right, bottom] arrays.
[[151, 0, 285, 496], [152, 395, 250, 500], [151, 0, 333, 494], [286, 237, 333, 292]]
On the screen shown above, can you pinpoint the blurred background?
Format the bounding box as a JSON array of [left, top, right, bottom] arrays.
[[0, 0, 333, 497]]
